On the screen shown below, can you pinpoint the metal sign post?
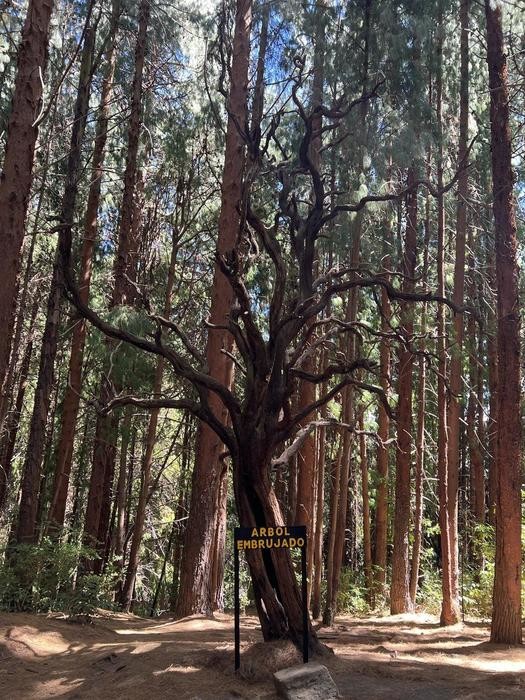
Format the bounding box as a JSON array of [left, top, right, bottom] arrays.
[[233, 525, 308, 671]]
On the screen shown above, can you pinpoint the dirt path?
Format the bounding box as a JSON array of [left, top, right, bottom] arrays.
[[0, 611, 523, 699]]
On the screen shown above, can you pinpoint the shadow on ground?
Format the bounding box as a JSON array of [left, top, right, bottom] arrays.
[[0, 611, 523, 699]]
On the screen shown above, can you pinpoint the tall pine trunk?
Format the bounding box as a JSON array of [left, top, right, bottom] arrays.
[[295, 2, 325, 567], [409, 185, 430, 605], [16, 12, 96, 544], [175, 0, 252, 618], [120, 225, 179, 611], [0, 0, 54, 398], [83, 0, 150, 562], [48, 0, 121, 531], [485, 0, 522, 645], [373, 246, 391, 598], [390, 168, 417, 614], [444, 0, 470, 623]]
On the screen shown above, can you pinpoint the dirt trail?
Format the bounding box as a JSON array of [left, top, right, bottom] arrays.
[[0, 611, 523, 699]]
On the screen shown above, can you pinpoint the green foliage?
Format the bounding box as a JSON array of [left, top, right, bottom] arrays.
[[462, 564, 494, 619], [335, 567, 371, 616], [64, 574, 105, 622], [415, 547, 443, 615], [0, 539, 114, 621], [460, 524, 494, 619], [86, 306, 156, 391]]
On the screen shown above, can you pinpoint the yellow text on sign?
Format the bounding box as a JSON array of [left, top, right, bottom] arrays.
[[250, 527, 290, 537], [237, 536, 305, 550]]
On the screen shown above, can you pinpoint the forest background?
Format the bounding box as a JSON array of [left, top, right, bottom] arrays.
[[0, 0, 523, 653]]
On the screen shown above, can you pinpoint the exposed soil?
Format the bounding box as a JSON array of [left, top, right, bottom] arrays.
[[0, 610, 524, 699]]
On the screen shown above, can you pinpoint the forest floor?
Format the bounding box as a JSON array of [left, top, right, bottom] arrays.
[[0, 609, 524, 699]]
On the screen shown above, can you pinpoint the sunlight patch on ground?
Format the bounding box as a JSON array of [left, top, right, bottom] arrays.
[[128, 641, 161, 654], [153, 664, 200, 675], [8, 626, 71, 656]]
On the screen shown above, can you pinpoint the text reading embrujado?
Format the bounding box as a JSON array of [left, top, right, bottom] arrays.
[[234, 526, 306, 550]]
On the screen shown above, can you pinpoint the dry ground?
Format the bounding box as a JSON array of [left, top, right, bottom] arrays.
[[0, 610, 524, 699]]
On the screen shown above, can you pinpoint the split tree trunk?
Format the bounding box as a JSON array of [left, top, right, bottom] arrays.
[[233, 445, 320, 653]]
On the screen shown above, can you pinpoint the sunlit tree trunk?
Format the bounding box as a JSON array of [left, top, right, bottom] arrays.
[[373, 263, 391, 600], [83, 0, 150, 564], [48, 0, 121, 531], [485, 0, 522, 645], [0, 0, 54, 400], [120, 224, 179, 611], [390, 167, 417, 615], [16, 12, 96, 544], [444, 0, 470, 622], [435, 1, 460, 624], [295, 0, 325, 560], [175, 0, 252, 618], [467, 228, 485, 527], [358, 408, 372, 602], [410, 183, 430, 605], [310, 385, 326, 618]]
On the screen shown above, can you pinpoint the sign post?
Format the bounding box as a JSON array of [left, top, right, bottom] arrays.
[[233, 525, 308, 671]]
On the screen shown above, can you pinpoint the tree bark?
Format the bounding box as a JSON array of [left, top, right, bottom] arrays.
[[0, 0, 54, 399], [16, 12, 96, 544], [444, 0, 470, 623], [373, 260, 391, 599], [175, 0, 252, 618], [359, 409, 372, 602], [0, 299, 39, 511], [435, 1, 460, 624], [486, 253, 498, 526], [48, 0, 121, 531], [120, 223, 179, 611], [310, 405, 326, 619], [233, 445, 320, 653], [390, 168, 417, 615], [467, 227, 485, 527], [409, 185, 430, 605], [83, 0, 150, 563], [295, 0, 325, 550], [485, 0, 522, 645]]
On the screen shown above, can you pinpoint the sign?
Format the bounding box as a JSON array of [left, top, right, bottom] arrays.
[[235, 526, 306, 550], [233, 524, 308, 671]]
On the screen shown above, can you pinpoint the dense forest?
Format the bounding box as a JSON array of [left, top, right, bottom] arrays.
[[0, 0, 523, 665]]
